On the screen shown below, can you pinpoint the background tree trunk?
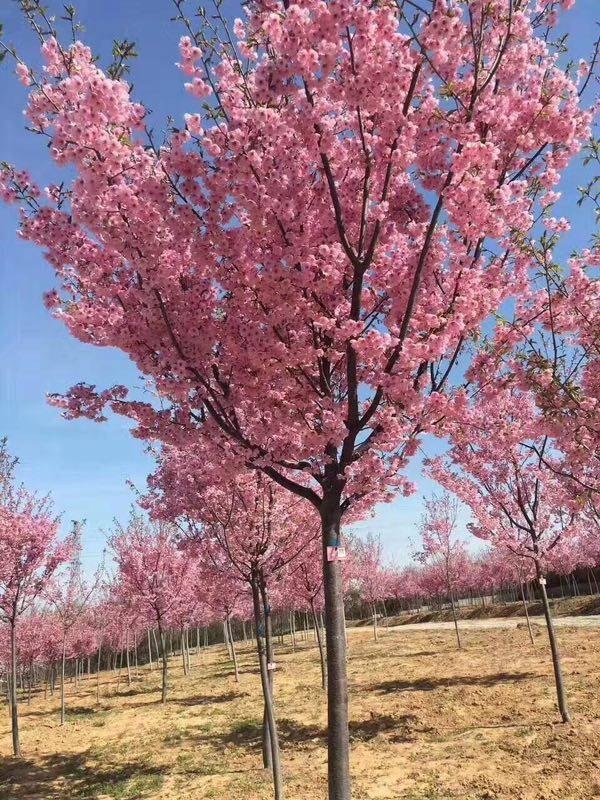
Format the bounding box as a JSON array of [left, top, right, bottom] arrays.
[[311, 601, 327, 690], [10, 621, 20, 756], [449, 592, 462, 650], [519, 582, 535, 646], [60, 637, 67, 726], [227, 617, 239, 682], [158, 621, 168, 704], [251, 576, 284, 800]]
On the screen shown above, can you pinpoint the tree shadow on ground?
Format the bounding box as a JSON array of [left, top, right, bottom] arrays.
[[351, 650, 440, 664], [0, 752, 165, 799], [21, 704, 109, 720], [176, 690, 249, 707], [370, 671, 538, 694], [115, 683, 158, 697], [195, 711, 424, 753]]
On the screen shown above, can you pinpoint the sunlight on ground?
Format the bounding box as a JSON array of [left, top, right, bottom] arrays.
[[1, 626, 600, 800]]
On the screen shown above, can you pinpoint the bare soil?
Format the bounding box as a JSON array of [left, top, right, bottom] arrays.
[[1, 623, 600, 800], [350, 595, 600, 629]]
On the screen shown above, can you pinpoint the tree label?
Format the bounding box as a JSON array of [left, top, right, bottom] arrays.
[[327, 546, 347, 562], [267, 662, 277, 671]]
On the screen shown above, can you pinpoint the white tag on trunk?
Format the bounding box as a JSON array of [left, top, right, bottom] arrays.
[[327, 546, 347, 562], [539, 577, 547, 586], [267, 662, 277, 671]]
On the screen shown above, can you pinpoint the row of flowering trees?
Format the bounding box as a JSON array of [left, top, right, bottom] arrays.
[[2, 450, 599, 769], [0, 0, 598, 796]]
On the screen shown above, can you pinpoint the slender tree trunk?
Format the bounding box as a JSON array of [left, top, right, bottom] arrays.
[[133, 633, 139, 677], [96, 644, 101, 703], [519, 582, 535, 646], [181, 627, 188, 676], [60, 636, 67, 726], [372, 601, 378, 641], [251, 576, 283, 800], [449, 592, 462, 649], [311, 602, 327, 690], [126, 630, 132, 686], [116, 648, 123, 692], [537, 568, 571, 723], [321, 507, 350, 800], [158, 620, 168, 704], [223, 619, 233, 660], [147, 629, 154, 671], [10, 621, 20, 756], [260, 579, 276, 770], [227, 617, 240, 682]]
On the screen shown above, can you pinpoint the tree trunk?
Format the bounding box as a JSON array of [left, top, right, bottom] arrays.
[[311, 602, 327, 690], [158, 621, 168, 704], [147, 629, 154, 671], [519, 582, 535, 646], [449, 592, 462, 649], [537, 568, 571, 723], [126, 630, 132, 686], [321, 508, 351, 800], [223, 619, 233, 660], [372, 602, 378, 641], [10, 621, 20, 756], [251, 576, 284, 800], [260, 578, 276, 770], [181, 627, 188, 676], [96, 644, 102, 703], [60, 636, 67, 726], [227, 617, 239, 682]]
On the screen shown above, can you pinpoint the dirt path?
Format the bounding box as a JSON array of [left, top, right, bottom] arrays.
[[350, 614, 600, 633]]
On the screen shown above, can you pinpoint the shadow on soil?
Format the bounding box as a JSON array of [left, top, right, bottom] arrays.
[[197, 711, 425, 753], [370, 671, 538, 694], [0, 752, 164, 799]]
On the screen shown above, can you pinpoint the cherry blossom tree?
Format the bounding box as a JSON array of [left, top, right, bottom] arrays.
[[110, 514, 192, 704], [415, 494, 469, 648], [0, 0, 592, 792], [48, 521, 100, 724], [287, 537, 327, 687], [352, 534, 389, 641], [151, 463, 318, 800], [0, 440, 70, 755], [430, 379, 587, 723]]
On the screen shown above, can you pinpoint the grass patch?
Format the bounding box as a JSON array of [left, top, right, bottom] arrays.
[[76, 773, 164, 799]]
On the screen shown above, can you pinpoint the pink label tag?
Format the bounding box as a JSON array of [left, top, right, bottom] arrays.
[[327, 546, 347, 562]]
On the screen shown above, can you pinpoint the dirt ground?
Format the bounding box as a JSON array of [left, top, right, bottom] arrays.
[[1, 623, 600, 800]]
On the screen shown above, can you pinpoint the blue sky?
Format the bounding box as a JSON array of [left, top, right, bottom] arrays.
[[0, 1, 597, 572]]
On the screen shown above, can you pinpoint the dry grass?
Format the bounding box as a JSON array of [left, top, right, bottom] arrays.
[[1, 624, 600, 799]]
